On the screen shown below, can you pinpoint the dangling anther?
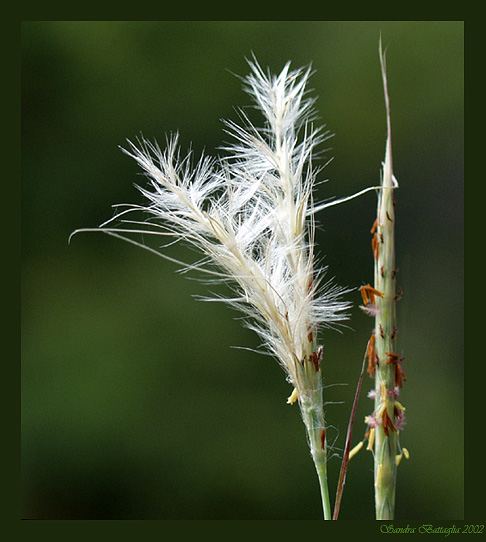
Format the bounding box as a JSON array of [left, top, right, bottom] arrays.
[[372, 232, 380, 261], [360, 284, 384, 316], [349, 440, 364, 459], [287, 388, 299, 405], [366, 334, 378, 376], [382, 409, 397, 436], [360, 284, 384, 306], [385, 352, 400, 365]]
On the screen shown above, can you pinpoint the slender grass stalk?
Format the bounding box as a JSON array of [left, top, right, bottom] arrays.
[[332, 347, 367, 519], [358, 41, 407, 520]]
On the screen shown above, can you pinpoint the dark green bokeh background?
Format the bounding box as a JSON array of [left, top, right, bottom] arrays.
[[21, 21, 464, 520]]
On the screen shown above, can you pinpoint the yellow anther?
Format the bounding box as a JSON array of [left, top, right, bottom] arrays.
[[348, 441, 364, 460], [287, 388, 299, 405], [394, 401, 405, 412], [376, 402, 386, 419], [366, 427, 375, 451], [380, 381, 387, 401], [396, 447, 410, 466]]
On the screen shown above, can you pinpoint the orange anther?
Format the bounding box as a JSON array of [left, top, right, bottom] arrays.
[[385, 352, 400, 365], [366, 334, 378, 376], [360, 285, 369, 306], [360, 284, 384, 306], [372, 232, 380, 260]]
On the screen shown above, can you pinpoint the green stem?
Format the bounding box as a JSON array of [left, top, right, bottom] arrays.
[[374, 165, 397, 519], [315, 447, 332, 520], [297, 332, 332, 520], [300, 392, 332, 520], [373, 41, 399, 519]]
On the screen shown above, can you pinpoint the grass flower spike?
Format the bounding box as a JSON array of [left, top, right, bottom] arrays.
[[73, 58, 369, 519], [355, 42, 407, 519]]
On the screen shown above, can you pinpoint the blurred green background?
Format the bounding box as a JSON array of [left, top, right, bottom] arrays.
[[21, 21, 464, 520]]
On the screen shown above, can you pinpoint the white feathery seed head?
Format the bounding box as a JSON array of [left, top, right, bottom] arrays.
[[87, 59, 355, 399]]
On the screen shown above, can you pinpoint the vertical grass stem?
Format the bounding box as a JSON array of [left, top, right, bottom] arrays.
[[372, 40, 400, 520], [299, 372, 332, 520]]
